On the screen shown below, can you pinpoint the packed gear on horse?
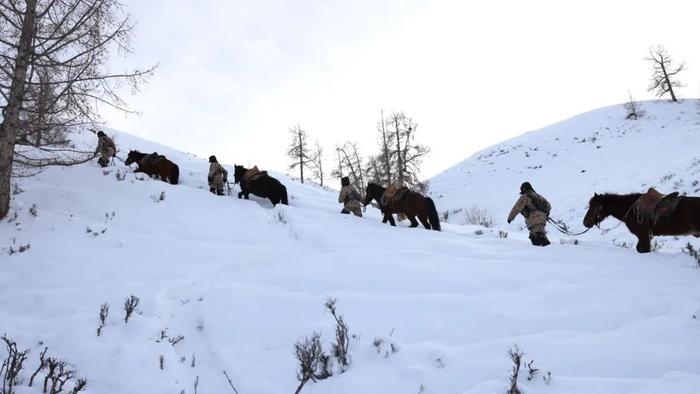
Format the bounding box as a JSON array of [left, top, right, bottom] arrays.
[[95, 131, 116, 167], [208, 155, 228, 196], [243, 165, 268, 187], [381, 184, 410, 207], [338, 176, 362, 217], [140, 152, 161, 167], [633, 187, 681, 228], [508, 182, 551, 246]]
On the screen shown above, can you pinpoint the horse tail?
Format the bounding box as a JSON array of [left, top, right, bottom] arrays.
[[171, 164, 180, 185], [425, 197, 441, 231], [281, 185, 289, 205]]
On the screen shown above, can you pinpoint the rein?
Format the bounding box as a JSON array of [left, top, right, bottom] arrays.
[[547, 200, 639, 237], [546, 217, 592, 236]]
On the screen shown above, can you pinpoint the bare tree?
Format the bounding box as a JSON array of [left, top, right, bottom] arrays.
[[332, 142, 365, 196], [386, 111, 430, 190], [287, 124, 314, 184], [0, 0, 155, 219], [310, 141, 325, 187], [646, 45, 684, 102], [624, 91, 643, 120]]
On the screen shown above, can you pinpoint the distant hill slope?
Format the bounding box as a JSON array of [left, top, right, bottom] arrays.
[[429, 100, 700, 245]]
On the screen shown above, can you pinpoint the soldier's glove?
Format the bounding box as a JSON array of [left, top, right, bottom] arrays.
[[223, 177, 227, 183], [207, 176, 213, 183]]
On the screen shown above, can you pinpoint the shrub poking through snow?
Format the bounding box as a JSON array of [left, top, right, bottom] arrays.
[[29, 204, 37, 217], [151, 191, 165, 203], [293, 332, 331, 394], [123, 295, 140, 323], [526, 359, 539, 381], [159, 355, 164, 370], [1, 335, 30, 394], [499, 230, 508, 239], [7, 243, 30, 256], [97, 303, 109, 336], [507, 345, 523, 394], [463, 206, 494, 228], [683, 243, 700, 268], [222, 370, 240, 393], [28, 347, 48, 387], [324, 298, 350, 372]]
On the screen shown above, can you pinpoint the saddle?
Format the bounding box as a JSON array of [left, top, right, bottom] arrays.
[[140, 152, 165, 167], [635, 187, 680, 224], [381, 185, 409, 206], [243, 166, 268, 182]]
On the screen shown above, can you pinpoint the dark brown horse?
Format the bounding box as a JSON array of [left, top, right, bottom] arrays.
[[583, 192, 700, 253], [125, 150, 179, 185], [363, 183, 441, 231]]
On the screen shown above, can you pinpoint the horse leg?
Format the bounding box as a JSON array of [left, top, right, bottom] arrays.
[[408, 216, 419, 228], [636, 234, 652, 253], [383, 213, 396, 226], [418, 213, 430, 229]]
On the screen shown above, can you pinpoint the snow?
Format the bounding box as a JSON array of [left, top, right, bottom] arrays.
[[2, 102, 700, 394]]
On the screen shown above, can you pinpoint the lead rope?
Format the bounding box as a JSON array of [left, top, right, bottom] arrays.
[[547, 200, 639, 237]]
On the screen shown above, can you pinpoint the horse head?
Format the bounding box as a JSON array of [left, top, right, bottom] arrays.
[[124, 150, 142, 166], [583, 193, 608, 228], [233, 165, 247, 184], [363, 183, 384, 206]]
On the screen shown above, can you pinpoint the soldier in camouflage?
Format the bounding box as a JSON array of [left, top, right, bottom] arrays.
[[208, 155, 228, 196], [338, 176, 362, 217], [95, 131, 116, 167], [507, 182, 551, 246]]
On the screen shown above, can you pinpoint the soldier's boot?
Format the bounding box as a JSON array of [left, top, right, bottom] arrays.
[[531, 232, 550, 247], [340, 208, 350, 214], [98, 158, 107, 168], [217, 189, 225, 196], [209, 187, 216, 194]]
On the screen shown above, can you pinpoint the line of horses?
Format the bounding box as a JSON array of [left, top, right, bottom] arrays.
[[123, 150, 700, 253]]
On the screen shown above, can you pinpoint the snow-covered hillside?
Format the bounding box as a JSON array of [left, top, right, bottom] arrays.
[[430, 100, 700, 250], [2, 122, 700, 394]]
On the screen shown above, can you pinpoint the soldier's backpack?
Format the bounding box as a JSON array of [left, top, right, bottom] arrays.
[[529, 191, 551, 215]]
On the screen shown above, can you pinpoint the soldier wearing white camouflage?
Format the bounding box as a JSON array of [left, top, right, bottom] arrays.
[[507, 182, 551, 246], [338, 176, 362, 217], [208, 155, 228, 196]]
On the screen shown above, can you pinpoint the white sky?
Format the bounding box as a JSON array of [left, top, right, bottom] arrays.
[[102, 0, 700, 180]]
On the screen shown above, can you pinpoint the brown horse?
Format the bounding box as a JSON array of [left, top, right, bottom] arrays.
[[125, 150, 179, 185], [583, 192, 700, 253], [363, 183, 441, 231]]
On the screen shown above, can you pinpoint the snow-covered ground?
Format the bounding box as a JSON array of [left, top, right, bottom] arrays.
[[430, 100, 700, 252], [2, 105, 700, 394]]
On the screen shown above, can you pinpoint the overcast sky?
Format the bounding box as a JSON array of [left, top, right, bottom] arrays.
[[102, 0, 700, 181]]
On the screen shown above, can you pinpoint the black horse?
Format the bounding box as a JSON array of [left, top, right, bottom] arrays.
[[363, 183, 441, 231], [233, 165, 288, 206]]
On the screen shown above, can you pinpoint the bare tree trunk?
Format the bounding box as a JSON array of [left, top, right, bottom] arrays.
[[393, 114, 403, 186], [298, 127, 304, 183], [380, 111, 392, 185], [659, 61, 677, 102], [0, 0, 38, 219]]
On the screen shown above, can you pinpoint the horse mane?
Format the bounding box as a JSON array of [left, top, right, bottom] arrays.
[[590, 192, 641, 207]]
